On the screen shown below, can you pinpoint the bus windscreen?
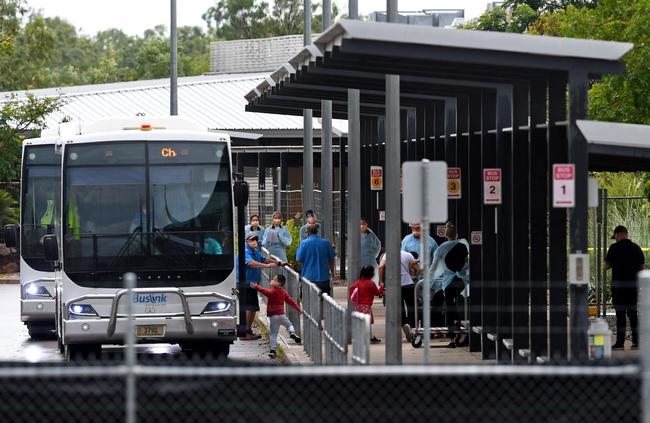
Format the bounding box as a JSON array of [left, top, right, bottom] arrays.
[[62, 141, 233, 287], [21, 145, 61, 272]]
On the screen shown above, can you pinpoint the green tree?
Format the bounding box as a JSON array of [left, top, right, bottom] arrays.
[[503, 0, 599, 12], [203, 0, 270, 40], [530, 0, 650, 124], [459, 4, 537, 33], [0, 94, 63, 181]]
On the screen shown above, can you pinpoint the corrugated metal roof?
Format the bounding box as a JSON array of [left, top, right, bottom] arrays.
[[0, 73, 333, 133]]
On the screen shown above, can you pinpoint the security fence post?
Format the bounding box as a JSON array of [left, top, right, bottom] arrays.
[[640, 270, 650, 423]]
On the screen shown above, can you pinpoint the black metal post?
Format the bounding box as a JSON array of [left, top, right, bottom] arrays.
[[468, 93, 483, 353], [511, 82, 530, 362], [529, 77, 549, 363], [481, 89, 497, 360], [568, 69, 590, 361], [496, 87, 513, 363], [234, 173, 249, 337], [548, 72, 569, 362]]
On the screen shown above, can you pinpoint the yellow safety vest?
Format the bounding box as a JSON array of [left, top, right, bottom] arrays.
[[68, 195, 80, 240], [40, 200, 55, 226]]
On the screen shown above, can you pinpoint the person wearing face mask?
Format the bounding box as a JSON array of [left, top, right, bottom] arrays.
[[401, 222, 438, 270], [262, 211, 292, 262], [245, 214, 265, 250], [360, 217, 381, 286], [299, 210, 322, 241]]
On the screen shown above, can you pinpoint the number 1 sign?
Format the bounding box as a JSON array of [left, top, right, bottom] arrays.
[[553, 164, 575, 208]]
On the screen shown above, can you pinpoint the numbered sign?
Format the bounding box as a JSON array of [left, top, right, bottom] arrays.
[[447, 167, 461, 199], [370, 166, 383, 191], [483, 168, 502, 205], [471, 231, 482, 245], [553, 164, 575, 208]]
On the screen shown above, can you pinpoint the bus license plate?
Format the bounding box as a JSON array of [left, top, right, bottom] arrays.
[[136, 325, 166, 337]]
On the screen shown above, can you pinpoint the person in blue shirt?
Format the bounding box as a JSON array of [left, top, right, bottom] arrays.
[[236, 231, 279, 340], [401, 222, 438, 269], [360, 217, 381, 285], [296, 225, 337, 296], [299, 210, 323, 241], [262, 211, 292, 262], [245, 214, 265, 251]]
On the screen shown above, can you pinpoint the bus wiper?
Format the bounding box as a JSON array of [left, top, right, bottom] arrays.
[[109, 226, 143, 269]]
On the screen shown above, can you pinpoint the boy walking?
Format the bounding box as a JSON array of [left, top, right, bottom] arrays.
[[250, 275, 303, 359]]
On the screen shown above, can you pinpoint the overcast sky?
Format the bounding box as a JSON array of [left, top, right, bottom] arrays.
[[26, 0, 488, 37]]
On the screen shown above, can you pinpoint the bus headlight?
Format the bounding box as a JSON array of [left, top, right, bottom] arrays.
[[24, 283, 51, 298], [202, 301, 231, 314], [68, 304, 98, 317]]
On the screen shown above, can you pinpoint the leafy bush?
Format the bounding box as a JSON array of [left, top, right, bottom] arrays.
[[0, 190, 17, 227], [283, 218, 302, 270]]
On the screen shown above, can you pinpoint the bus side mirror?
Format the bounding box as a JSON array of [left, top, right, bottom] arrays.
[[233, 178, 249, 208], [43, 235, 59, 262], [4, 224, 18, 249]]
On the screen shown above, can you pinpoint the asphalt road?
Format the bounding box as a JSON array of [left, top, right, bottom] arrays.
[[0, 284, 271, 363]]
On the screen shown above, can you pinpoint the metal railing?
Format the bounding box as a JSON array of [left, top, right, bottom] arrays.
[[322, 293, 348, 364], [351, 311, 371, 365], [302, 278, 322, 364]]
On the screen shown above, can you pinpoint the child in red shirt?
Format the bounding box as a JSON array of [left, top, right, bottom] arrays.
[[251, 274, 302, 359], [349, 265, 385, 344]]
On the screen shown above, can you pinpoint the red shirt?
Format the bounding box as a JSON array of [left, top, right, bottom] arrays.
[[349, 278, 384, 305], [253, 285, 301, 316]]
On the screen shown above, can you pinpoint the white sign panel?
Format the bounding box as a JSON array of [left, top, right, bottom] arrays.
[[436, 225, 446, 238], [402, 161, 448, 223], [483, 168, 502, 205], [379, 211, 385, 221], [471, 231, 482, 245], [569, 253, 590, 285], [370, 166, 383, 191], [553, 164, 575, 208]]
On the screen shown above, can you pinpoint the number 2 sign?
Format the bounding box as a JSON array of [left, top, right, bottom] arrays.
[[483, 168, 502, 205], [553, 164, 575, 208]]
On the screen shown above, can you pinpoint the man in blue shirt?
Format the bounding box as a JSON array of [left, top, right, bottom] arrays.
[[401, 222, 438, 268], [236, 231, 279, 340], [296, 225, 337, 296]]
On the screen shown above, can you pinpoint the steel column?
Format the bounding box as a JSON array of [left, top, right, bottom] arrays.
[[481, 89, 497, 360], [568, 69, 589, 361], [387, 0, 398, 23], [468, 93, 483, 352], [511, 82, 530, 362], [348, 0, 358, 20], [170, 0, 178, 116], [456, 97, 469, 236], [348, 89, 361, 288], [529, 77, 549, 363], [495, 87, 513, 363], [339, 132, 347, 280], [321, 100, 334, 241], [548, 73, 568, 361], [385, 74, 401, 364], [445, 100, 458, 225], [303, 109, 314, 213]]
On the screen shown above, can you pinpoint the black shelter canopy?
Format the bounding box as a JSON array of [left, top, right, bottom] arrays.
[[245, 19, 638, 364]]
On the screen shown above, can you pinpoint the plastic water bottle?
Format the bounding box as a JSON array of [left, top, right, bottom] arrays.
[[588, 318, 612, 360]]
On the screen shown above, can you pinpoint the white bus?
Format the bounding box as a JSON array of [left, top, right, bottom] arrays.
[[46, 117, 237, 359], [5, 136, 60, 339]]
